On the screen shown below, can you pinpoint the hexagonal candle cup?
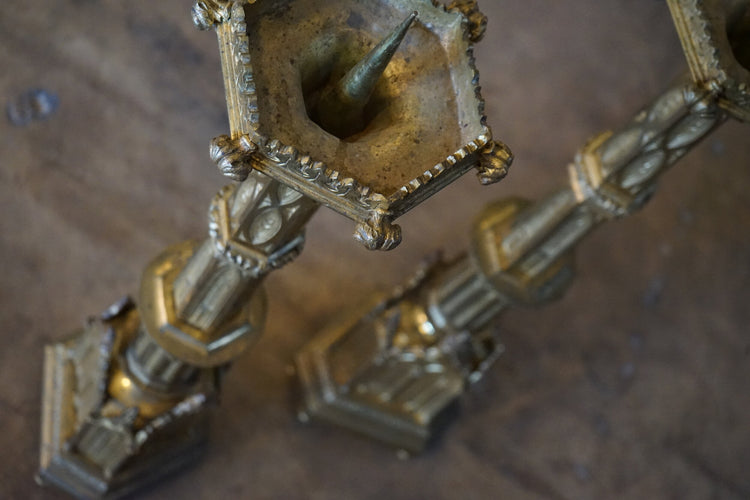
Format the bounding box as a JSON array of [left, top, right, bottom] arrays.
[[668, 0, 750, 122], [208, 0, 508, 250]]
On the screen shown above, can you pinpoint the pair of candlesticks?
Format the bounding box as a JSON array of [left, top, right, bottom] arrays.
[[37, 0, 750, 498]]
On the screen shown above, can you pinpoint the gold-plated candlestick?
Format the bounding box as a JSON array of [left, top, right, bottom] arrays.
[[295, 0, 750, 453], [37, 1, 509, 497]]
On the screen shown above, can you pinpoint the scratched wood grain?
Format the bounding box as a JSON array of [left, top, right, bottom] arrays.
[[1, 1, 749, 499]]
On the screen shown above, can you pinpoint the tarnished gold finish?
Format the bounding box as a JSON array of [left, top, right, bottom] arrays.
[[38, 167, 312, 497], [295, 1, 750, 451], [39, 0, 505, 497], [668, 0, 750, 121], [39, 300, 216, 499], [296, 63, 746, 451], [206, 0, 507, 250], [139, 240, 269, 368], [437, 0, 487, 42]]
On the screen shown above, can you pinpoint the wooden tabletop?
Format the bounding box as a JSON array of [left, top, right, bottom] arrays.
[[1, 1, 749, 498]]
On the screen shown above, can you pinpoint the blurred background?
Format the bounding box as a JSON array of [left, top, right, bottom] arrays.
[[1, 1, 748, 498]]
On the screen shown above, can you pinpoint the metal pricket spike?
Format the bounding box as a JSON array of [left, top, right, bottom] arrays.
[[316, 11, 419, 138]]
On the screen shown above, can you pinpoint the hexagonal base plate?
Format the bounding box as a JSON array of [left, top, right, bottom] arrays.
[[38, 317, 209, 499], [295, 297, 464, 453]]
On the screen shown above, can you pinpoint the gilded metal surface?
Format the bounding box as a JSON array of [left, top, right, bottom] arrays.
[[207, 0, 509, 250], [295, 75, 736, 450], [438, 0, 487, 43], [38, 300, 215, 499], [39, 160, 317, 494], [40, 0, 748, 494], [295, 254, 502, 452], [667, 0, 750, 121], [139, 240, 269, 368], [39, 0, 505, 496]]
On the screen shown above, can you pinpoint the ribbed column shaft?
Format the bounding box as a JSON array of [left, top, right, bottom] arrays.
[[125, 327, 200, 393]]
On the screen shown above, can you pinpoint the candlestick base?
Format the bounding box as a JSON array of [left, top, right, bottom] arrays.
[[38, 300, 216, 499], [295, 258, 504, 453]]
